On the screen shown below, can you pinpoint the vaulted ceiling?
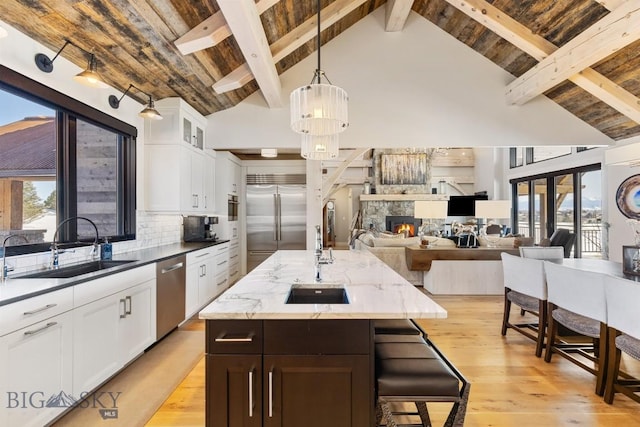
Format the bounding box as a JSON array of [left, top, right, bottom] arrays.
[[1, 0, 639, 141]]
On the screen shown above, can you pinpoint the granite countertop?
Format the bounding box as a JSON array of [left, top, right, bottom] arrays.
[[199, 249, 447, 320], [0, 240, 230, 307]]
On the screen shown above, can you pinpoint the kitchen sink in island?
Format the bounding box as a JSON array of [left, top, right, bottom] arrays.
[[199, 249, 446, 427]]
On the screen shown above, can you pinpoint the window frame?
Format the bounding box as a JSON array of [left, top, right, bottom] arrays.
[[0, 65, 137, 256]]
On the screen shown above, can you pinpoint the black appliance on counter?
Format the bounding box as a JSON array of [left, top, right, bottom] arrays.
[[183, 215, 218, 242]]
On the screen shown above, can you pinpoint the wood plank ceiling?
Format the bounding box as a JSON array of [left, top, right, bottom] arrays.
[[1, 0, 639, 141]]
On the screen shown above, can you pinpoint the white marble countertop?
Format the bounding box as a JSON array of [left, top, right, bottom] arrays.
[[199, 250, 447, 320]]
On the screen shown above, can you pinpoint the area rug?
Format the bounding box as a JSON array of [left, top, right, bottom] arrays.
[[52, 327, 204, 427]]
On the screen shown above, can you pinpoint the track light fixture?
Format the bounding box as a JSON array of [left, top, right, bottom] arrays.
[[108, 84, 163, 120], [34, 40, 108, 88]]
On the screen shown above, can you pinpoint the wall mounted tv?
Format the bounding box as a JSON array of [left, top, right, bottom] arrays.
[[447, 195, 488, 217]]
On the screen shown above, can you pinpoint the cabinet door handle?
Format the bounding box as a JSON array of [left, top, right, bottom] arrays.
[[161, 262, 184, 274], [125, 296, 132, 315], [217, 260, 227, 267], [195, 252, 210, 258], [214, 332, 254, 342], [119, 298, 127, 318], [216, 278, 227, 287], [268, 369, 274, 418], [248, 368, 254, 418], [23, 321, 57, 336], [230, 254, 238, 259], [23, 303, 57, 316]]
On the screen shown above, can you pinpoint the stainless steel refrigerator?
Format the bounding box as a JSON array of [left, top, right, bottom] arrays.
[[246, 174, 307, 272]]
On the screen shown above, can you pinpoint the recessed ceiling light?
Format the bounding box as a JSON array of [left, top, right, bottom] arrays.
[[261, 148, 277, 158]]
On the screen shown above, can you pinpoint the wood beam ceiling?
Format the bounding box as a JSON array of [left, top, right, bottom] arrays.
[[505, 0, 640, 106], [444, 0, 640, 124], [385, 0, 414, 32], [216, 0, 283, 108]]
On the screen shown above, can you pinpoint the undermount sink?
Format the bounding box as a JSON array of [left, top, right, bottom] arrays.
[[285, 283, 349, 304], [18, 260, 137, 279]]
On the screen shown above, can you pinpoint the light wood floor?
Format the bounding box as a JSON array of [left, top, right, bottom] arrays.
[[147, 295, 640, 426]]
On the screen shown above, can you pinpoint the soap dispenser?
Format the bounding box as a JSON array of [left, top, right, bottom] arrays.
[[101, 237, 112, 260]]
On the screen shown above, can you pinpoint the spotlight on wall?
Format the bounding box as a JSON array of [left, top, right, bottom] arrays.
[[34, 40, 108, 88], [108, 84, 163, 120]]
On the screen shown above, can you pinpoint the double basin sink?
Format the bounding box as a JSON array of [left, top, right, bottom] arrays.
[[18, 260, 137, 279]]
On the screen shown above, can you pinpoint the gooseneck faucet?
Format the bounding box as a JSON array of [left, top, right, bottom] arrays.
[[2, 234, 29, 283], [314, 225, 334, 282], [50, 216, 100, 269]]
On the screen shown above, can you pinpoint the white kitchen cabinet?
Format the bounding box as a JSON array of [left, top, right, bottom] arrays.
[[0, 310, 73, 427], [228, 240, 240, 285], [214, 151, 242, 216], [214, 243, 230, 296], [146, 145, 210, 213], [73, 269, 156, 395], [186, 247, 216, 318], [145, 97, 214, 214], [146, 97, 206, 152]]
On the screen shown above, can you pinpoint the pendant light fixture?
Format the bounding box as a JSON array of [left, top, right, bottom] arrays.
[[300, 134, 339, 160], [290, 0, 348, 160], [108, 84, 163, 120], [35, 40, 108, 89]]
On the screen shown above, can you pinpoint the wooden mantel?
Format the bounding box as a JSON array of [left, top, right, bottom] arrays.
[[405, 246, 520, 271], [360, 194, 449, 202]]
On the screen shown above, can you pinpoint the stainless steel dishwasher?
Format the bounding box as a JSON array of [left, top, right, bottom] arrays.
[[156, 255, 186, 340]]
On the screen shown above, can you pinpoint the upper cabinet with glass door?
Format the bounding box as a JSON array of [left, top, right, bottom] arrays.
[[146, 97, 206, 151]]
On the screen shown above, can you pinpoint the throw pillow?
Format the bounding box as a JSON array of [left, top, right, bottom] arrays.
[[372, 236, 420, 247]]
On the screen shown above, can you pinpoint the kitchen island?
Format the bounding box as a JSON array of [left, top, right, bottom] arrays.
[[200, 249, 446, 427]]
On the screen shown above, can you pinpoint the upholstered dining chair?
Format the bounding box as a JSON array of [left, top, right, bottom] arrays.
[[500, 253, 548, 357], [603, 275, 640, 404], [543, 261, 608, 396], [519, 246, 564, 262]]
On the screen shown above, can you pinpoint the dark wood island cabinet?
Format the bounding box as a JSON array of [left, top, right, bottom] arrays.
[[206, 319, 373, 427]]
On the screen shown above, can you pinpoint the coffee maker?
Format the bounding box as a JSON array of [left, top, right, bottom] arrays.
[[183, 216, 218, 242]]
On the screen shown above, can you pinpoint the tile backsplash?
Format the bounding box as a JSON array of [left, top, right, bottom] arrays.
[[6, 211, 183, 275]]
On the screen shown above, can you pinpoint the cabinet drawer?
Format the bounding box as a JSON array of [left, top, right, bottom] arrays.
[[207, 320, 263, 354], [74, 264, 156, 308], [0, 287, 73, 337], [229, 269, 240, 285], [187, 248, 214, 264], [264, 320, 372, 355]]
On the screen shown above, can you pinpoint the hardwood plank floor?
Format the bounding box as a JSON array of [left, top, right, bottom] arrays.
[[147, 295, 640, 426]]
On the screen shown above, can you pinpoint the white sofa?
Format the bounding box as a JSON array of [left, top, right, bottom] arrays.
[[352, 232, 455, 286]]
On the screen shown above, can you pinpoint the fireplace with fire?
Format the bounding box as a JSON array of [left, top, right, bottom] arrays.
[[385, 216, 422, 237]]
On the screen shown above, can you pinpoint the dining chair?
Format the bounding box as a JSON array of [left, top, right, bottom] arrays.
[[500, 253, 547, 357], [543, 261, 608, 396], [519, 246, 564, 263], [603, 275, 640, 404]]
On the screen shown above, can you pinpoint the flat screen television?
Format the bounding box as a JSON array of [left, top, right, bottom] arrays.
[[447, 195, 488, 217]]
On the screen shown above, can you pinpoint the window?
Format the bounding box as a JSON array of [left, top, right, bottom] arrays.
[[509, 147, 525, 168], [0, 65, 136, 255], [510, 164, 601, 258], [532, 146, 571, 163]]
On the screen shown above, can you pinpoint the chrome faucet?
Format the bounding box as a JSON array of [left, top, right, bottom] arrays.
[[314, 225, 334, 282], [50, 216, 100, 269], [2, 234, 29, 283]]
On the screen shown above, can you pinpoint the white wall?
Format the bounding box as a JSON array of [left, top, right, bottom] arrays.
[[206, 7, 612, 151]]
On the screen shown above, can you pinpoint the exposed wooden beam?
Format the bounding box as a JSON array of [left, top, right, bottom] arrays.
[[216, 0, 283, 108], [322, 148, 369, 203], [444, 0, 640, 124], [213, 64, 254, 94], [505, 0, 640, 106], [174, 0, 279, 55], [214, 0, 368, 94], [385, 0, 414, 32]]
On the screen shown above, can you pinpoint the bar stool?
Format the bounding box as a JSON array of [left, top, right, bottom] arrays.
[[375, 339, 469, 426]]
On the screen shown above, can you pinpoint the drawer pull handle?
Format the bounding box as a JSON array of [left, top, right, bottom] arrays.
[[23, 303, 57, 316], [217, 278, 227, 287], [248, 368, 254, 417], [268, 369, 274, 418], [217, 260, 228, 266], [230, 254, 238, 259], [196, 252, 210, 258], [24, 322, 57, 336], [214, 332, 254, 343]]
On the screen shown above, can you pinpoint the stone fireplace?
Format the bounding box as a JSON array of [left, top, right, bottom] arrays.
[[386, 215, 422, 237]]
